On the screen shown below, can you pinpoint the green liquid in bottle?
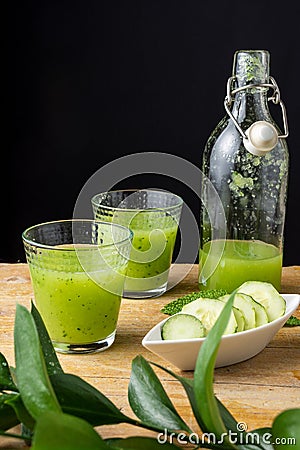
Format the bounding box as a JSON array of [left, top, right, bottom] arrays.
[[199, 239, 282, 292]]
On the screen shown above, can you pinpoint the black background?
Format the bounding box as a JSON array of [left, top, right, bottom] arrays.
[[6, 1, 300, 265]]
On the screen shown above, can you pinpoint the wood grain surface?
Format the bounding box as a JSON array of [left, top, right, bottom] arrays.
[[0, 263, 299, 448]]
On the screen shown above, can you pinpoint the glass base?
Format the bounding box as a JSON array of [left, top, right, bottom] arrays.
[[122, 282, 167, 299], [53, 331, 116, 354]]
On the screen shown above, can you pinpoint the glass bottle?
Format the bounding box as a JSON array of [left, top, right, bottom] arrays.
[[199, 50, 289, 292]]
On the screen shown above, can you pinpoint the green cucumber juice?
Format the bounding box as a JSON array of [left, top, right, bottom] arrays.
[[199, 239, 282, 292], [29, 248, 126, 344], [124, 213, 179, 292]]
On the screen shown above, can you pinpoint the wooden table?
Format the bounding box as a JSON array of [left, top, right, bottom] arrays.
[[0, 264, 299, 448]]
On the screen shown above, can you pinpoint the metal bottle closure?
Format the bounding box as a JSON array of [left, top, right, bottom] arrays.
[[224, 76, 289, 156]]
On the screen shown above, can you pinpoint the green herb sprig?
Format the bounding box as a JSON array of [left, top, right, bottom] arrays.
[[0, 300, 299, 449], [284, 315, 300, 327], [161, 289, 227, 315]]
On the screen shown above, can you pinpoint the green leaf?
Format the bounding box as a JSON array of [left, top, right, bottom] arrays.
[[31, 411, 108, 450], [51, 373, 134, 426], [31, 302, 63, 376], [150, 362, 206, 431], [272, 408, 300, 449], [150, 361, 240, 442], [0, 353, 18, 392], [5, 394, 35, 430], [215, 398, 240, 435], [0, 394, 20, 431], [193, 291, 237, 447], [106, 436, 182, 449], [128, 355, 191, 433], [14, 304, 61, 419], [21, 423, 34, 446]]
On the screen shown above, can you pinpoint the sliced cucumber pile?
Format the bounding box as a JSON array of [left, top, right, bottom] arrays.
[[181, 298, 237, 335], [161, 280, 286, 341], [237, 281, 286, 322], [219, 293, 256, 330]]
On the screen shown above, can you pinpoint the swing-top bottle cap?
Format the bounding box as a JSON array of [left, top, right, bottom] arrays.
[[243, 121, 278, 156]]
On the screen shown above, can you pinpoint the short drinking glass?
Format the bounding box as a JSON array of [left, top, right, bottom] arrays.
[[92, 189, 183, 298], [22, 219, 132, 353]]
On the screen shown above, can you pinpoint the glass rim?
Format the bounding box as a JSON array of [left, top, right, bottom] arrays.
[[22, 219, 133, 251], [91, 188, 184, 212]]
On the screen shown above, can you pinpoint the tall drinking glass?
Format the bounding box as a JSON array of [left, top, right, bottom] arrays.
[[22, 219, 132, 353], [92, 189, 183, 298]]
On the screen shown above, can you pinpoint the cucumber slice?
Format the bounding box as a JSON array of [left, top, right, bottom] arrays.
[[231, 306, 245, 332], [182, 298, 237, 335], [219, 294, 256, 330], [237, 281, 286, 322], [218, 298, 245, 332], [161, 313, 205, 340], [251, 298, 269, 326]]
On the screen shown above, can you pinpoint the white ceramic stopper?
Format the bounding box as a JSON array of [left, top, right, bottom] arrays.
[[243, 121, 278, 156]]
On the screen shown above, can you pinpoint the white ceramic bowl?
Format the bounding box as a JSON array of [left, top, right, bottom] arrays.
[[142, 294, 300, 370]]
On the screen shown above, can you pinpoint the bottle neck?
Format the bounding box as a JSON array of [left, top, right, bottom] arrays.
[[233, 50, 270, 86], [231, 89, 271, 122], [231, 50, 271, 123]]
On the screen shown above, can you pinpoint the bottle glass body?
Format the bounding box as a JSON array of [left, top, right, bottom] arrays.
[[199, 50, 289, 292]]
